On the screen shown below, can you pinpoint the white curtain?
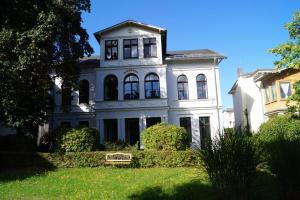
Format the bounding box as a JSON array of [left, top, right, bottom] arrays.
[[280, 83, 291, 98]]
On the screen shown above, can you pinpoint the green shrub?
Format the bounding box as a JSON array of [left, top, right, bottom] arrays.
[[141, 123, 189, 150], [200, 133, 259, 200], [0, 150, 199, 168], [58, 127, 99, 152], [104, 140, 139, 151], [257, 114, 300, 142], [224, 128, 234, 135], [257, 114, 300, 199]]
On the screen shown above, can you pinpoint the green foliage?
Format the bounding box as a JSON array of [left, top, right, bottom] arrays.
[[257, 114, 300, 143], [0, 150, 199, 168], [269, 11, 300, 69], [224, 128, 234, 135], [287, 80, 300, 114], [142, 123, 189, 150], [200, 133, 259, 200], [257, 114, 300, 198], [269, 10, 300, 115], [58, 127, 99, 152], [103, 140, 139, 151], [0, 0, 93, 138]]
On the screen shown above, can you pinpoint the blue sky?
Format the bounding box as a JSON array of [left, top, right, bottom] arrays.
[[82, 0, 299, 109]]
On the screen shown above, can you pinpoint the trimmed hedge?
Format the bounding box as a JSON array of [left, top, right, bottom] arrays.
[[58, 127, 99, 152], [0, 150, 199, 168], [142, 123, 189, 150]]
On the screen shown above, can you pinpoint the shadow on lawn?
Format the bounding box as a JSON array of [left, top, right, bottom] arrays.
[[0, 152, 55, 183], [129, 170, 281, 200], [129, 180, 217, 200]]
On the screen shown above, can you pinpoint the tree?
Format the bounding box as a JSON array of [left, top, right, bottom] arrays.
[[0, 0, 94, 141], [269, 10, 300, 114]]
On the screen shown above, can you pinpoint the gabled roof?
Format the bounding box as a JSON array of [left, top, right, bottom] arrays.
[[94, 20, 167, 57], [228, 69, 274, 94], [94, 20, 167, 43], [165, 49, 226, 60]]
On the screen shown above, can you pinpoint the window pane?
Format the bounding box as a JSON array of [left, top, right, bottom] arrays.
[[180, 117, 192, 142], [178, 75, 187, 82], [106, 40, 111, 46], [131, 39, 138, 45], [150, 38, 156, 43], [150, 44, 157, 57], [105, 48, 112, 60], [280, 82, 291, 99], [131, 46, 138, 58], [272, 82, 277, 101], [104, 75, 118, 100], [124, 40, 130, 45], [199, 117, 211, 149], [112, 47, 118, 59], [112, 40, 117, 46], [124, 47, 131, 59], [144, 38, 149, 44], [144, 45, 150, 57]]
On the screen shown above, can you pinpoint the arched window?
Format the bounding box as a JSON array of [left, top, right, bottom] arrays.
[[61, 84, 71, 106], [104, 75, 118, 100], [196, 74, 207, 99], [124, 74, 139, 100], [145, 73, 160, 99], [177, 75, 189, 100], [79, 80, 89, 104]]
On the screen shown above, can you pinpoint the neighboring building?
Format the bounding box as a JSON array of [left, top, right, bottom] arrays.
[[256, 68, 300, 117], [1, 20, 225, 148], [228, 69, 273, 133], [222, 108, 235, 129], [229, 68, 300, 133]]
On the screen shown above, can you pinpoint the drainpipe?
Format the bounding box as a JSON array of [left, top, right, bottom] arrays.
[[213, 57, 221, 133]]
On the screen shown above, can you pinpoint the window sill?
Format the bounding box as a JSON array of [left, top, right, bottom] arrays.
[[265, 100, 278, 105], [123, 57, 139, 60], [144, 56, 158, 59]]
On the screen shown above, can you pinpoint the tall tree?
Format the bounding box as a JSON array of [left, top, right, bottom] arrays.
[[269, 10, 300, 114], [0, 0, 94, 138]]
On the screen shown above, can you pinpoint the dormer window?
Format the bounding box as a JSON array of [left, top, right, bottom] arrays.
[[144, 38, 157, 58], [123, 39, 138, 59], [105, 40, 118, 60]]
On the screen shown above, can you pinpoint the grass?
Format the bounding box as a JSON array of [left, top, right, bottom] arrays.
[[0, 167, 216, 200]]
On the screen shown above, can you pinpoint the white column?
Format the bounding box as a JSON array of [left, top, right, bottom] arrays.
[[139, 116, 146, 149], [121, 118, 126, 141], [117, 118, 124, 141], [119, 79, 123, 100]]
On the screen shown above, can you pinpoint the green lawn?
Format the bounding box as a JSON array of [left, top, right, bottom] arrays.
[[0, 167, 216, 200]]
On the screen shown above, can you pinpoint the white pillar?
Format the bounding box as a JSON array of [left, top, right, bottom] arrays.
[[139, 116, 146, 149], [118, 118, 124, 141]]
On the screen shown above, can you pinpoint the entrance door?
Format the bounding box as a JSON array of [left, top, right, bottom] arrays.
[[125, 118, 140, 145]]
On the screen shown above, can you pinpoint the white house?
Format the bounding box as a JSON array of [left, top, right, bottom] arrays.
[[228, 68, 273, 133], [222, 108, 235, 129], [49, 20, 225, 147]]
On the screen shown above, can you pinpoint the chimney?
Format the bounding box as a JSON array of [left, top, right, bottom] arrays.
[[237, 67, 244, 77]]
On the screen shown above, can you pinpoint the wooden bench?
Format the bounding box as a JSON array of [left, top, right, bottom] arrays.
[[105, 152, 132, 165]]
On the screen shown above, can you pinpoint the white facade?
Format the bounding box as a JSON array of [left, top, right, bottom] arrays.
[[229, 69, 272, 133], [222, 108, 235, 129], [51, 20, 225, 147]]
